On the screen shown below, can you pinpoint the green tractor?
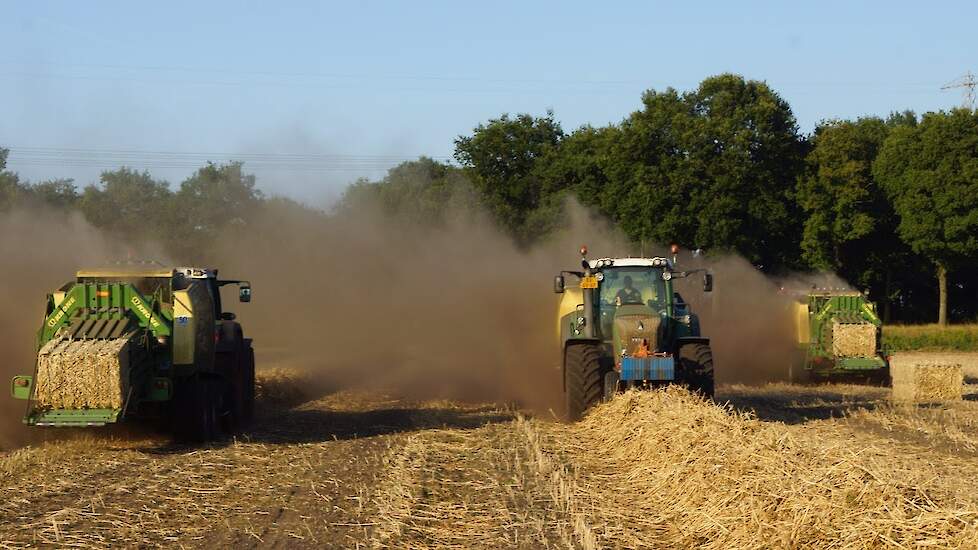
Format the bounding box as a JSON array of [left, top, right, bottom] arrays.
[[554, 247, 715, 420], [787, 289, 889, 384], [10, 264, 255, 442]]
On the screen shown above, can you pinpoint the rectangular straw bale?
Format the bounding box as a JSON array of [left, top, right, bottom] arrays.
[[832, 321, 876, 357], [890, 354, 963, 402], [34, 336, 131, 410]]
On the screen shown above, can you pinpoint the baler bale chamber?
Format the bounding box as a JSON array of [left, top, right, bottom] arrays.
[[10, 266, 255, 441], [788, 290, 889, 384]]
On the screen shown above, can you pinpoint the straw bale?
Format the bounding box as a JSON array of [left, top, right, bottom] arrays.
[[832, 320, 876, 357], [890, 355, 963, 402], [34, 336, 131, 410]]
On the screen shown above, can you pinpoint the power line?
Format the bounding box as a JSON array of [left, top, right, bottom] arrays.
[[941, 71, 976, 109], [2, 145, 453, 174]]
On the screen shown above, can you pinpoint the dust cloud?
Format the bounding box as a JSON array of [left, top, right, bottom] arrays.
[[0, 209, 121, 448], [677, 253, 855, 384], [0, 189, 856, 449], [210, 198, 629, 415]]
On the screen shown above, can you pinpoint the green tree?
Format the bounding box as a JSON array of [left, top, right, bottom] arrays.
[[797, 116, 915, 319], [555, 75, 805, 269], [339, 157, 475, 225], [874, 109, 978, 325], [172, 162, 263, 258], [29, 178, 79, 209], [454, 112, 564, 240], [0, 148, 26, 210], [80, 167, 172, 242]]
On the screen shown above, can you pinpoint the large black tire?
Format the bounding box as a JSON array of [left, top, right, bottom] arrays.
[[679, 343, 715, 399], [217, 322, 255, 433], [244, 345, 255, 423], [564, 343, 609, 422], [173, 375, 218, 443], [228, 345, 255, 430]]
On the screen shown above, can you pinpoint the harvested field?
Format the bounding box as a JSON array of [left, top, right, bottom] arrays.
[[5, 366, 978, 548]]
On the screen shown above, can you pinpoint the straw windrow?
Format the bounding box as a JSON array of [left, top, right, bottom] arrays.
[[550, 387, 978, 548]]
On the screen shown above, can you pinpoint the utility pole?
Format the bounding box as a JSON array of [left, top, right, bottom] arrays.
[[942, 71, 976, 109]]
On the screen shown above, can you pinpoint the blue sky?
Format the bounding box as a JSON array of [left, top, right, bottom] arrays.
[[1, 1, 974, 204]]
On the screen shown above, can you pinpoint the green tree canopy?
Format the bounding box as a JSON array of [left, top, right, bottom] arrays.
[[547, 74, 805, 269], [454, 112, 564, 240], [874, 109, 978, 324], [796, 116, 920, 318], [171, 162, 263, 259], [80, 168, 171, 240], [339, 157, 475, 225], [0, 148, 25, 210]]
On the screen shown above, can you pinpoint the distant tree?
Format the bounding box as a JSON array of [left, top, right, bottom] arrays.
[[797, 116, 916, 320], [339, 157, 475, 225], [80, 167, 172, 242], [28, 178, 79, 209], [454, 112, 564, 240], [0, 148, 26, 210], [561, 75, 805, 269], [172, 162, 263, 258], [874, 109, 978, 325], [534, 124, 618, 209]]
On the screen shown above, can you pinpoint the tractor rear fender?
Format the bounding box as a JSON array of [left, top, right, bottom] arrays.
[[562, 338, 602, 392]]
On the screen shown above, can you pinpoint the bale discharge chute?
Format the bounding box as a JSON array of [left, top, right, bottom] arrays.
[[10, 266, 255, 441], [789, 290, 889, 383]]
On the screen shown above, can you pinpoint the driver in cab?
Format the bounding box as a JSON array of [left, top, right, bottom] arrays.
[[615, 275, 644, 305]]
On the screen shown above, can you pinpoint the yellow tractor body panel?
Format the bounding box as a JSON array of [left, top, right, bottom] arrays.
[[793, 302, 810, 345], [557, 287, 583, 343], [172, 290, 196, 365]]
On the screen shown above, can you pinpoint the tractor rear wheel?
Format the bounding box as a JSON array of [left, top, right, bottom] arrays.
[[564, 343, 609, 422], [679, 343, 715, 399], [241, 345, 256, 425]]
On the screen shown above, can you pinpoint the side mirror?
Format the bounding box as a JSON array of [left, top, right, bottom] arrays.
[[239, 283, 252, 303], [703, 273, 714, 293], [554, 275, 565, 294], [221, 312, 237, 321]]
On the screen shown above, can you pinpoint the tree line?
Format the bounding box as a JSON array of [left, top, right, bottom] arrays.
[[3, 74, 977, 324]]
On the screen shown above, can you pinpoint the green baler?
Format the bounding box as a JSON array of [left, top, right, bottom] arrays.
[[10, 265, 255, 441], [789, 290, 889, 383]]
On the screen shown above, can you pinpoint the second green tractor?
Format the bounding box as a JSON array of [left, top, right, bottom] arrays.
[[554, 248, 716, 420]]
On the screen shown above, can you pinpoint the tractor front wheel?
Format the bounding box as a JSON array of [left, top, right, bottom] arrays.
[[679, 343, 715, 399], [564, 343, 609, 422]]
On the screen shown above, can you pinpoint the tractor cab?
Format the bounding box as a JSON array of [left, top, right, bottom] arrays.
[[593, 260, 672, 341]]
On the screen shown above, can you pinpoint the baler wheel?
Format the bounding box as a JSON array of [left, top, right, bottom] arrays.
[[564, 343, 608, 422], [679, 343, 715, 399], [174, 375, 218, 443]]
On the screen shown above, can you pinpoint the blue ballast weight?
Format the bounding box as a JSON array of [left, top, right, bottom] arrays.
[[621, 356, 674, 381]]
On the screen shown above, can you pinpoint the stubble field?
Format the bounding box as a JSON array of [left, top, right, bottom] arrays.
[[3, 355, 978, 549]]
